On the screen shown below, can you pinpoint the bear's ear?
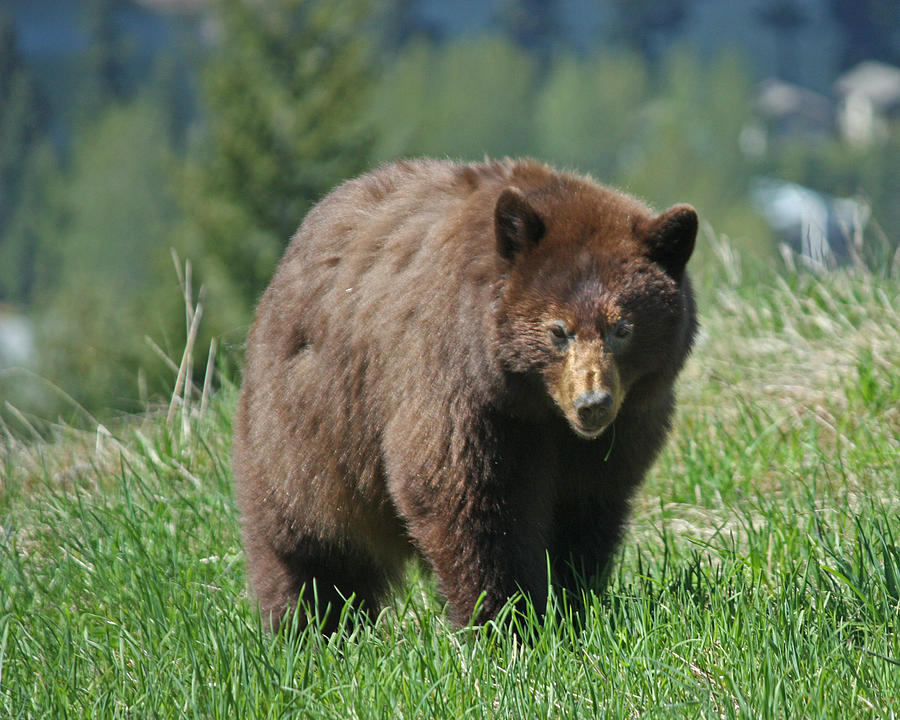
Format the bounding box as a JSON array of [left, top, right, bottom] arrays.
[[495, 187, 545, 261], [643, 204, 697, 282]]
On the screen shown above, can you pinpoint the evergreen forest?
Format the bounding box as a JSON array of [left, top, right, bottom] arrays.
[[0, 0, 898, 422]]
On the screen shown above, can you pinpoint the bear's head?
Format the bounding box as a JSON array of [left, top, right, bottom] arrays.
[[493, 182, 697, 439]]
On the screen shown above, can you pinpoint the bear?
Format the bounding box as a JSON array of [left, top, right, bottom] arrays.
[[233, 158, 698, 633]]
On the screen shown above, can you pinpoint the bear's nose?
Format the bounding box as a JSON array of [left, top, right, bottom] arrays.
[[574, 391, 613, 428]]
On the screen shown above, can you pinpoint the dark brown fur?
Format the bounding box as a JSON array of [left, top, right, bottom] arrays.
[[233, 158, 698, 632]]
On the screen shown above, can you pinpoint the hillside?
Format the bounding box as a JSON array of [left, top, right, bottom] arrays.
[[1, 241, 898, 718]]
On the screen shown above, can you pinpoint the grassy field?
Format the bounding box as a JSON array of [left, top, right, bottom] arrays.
[[1, 243, 898, 719]]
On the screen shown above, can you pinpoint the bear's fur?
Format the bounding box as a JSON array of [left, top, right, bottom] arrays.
[[233, 158, 698, 632]]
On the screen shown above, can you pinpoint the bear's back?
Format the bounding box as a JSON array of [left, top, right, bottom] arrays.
[[247, 161, 536, 401]]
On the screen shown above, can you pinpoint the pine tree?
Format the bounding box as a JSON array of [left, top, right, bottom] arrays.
[[179, 0, 376, 332], [534, 50, 649, 179], [0, 13, 50, 303], [79, 0, 131, 118], [829, 0, 900, 70], [755, 0, 808, 82], [33, 99, 180, 415], [608, 0, 692, 63], [495, 0, 561, 68]]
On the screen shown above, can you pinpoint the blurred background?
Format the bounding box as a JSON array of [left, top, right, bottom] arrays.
[[1, 0, 898, 425]]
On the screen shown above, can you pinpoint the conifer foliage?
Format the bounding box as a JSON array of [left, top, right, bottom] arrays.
[[180, 0, 375, 330], [0, 14, 49, 303]]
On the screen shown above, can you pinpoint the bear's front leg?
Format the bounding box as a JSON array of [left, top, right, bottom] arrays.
[[386, 439, 553, 626], [547, 474, 640, 604], [407, 488, 551, 625]]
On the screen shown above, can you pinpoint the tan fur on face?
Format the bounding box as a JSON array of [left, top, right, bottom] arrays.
[[550, 340, 624, 439]]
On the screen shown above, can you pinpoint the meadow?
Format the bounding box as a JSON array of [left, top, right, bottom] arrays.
[[1, 239, 898, 719]]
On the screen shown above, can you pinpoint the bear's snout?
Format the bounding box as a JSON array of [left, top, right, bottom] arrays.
[[574, 390, 613, 429], [554, 342, 624, 439]]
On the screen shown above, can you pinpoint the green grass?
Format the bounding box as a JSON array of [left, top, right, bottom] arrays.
[[1, 246, 898, 719]]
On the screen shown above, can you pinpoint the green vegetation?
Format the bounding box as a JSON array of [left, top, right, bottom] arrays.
[[31, 98, 181, 416], [1, 3, 896, 716], [0, 13, 52, 305], [2, 242, 897, 718], [179, 0, 376, 336], [1, 1, 898, 418]]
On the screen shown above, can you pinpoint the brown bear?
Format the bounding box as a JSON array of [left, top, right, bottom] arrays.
[[233, 158, 698, 633]]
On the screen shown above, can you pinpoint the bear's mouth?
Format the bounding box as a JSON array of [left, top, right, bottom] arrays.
[[571, 420, 610, 440]]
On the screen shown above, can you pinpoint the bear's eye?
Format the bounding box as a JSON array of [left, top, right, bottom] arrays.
[[614, 320, 633, 339], [548, 321, 570, 348]]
